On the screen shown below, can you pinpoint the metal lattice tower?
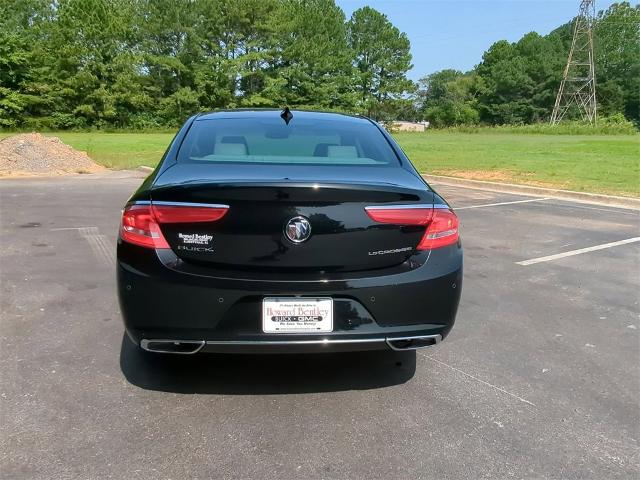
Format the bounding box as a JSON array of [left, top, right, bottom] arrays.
[[550, 0, 597, 124]]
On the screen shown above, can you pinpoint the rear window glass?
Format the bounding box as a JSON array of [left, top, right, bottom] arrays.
[[177, 116, 400, 166]]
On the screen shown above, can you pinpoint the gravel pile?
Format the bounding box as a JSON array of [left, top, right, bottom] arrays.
[[0, 133, 104, 176]]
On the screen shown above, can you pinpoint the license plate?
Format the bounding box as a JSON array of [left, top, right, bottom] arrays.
[[262, 298, 333, 333]]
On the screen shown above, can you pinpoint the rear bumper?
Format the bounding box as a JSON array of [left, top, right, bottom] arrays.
[[117, 241, 462, 353], [139, 334, 442, 354]]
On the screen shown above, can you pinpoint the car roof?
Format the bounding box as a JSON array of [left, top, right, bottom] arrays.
[[195, 109, 373, 125]]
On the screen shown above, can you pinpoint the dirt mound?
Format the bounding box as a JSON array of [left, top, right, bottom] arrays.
[[0, 133, 104, 177]]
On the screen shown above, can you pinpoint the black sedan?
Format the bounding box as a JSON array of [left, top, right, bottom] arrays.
[[117, 109, 462, 354]]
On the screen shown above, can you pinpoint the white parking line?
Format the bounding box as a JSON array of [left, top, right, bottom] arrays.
[[456, 198, 550, 210], [50, 226, 96, 231], [517, 237, 640, 266], [424, 355, 536, 407]]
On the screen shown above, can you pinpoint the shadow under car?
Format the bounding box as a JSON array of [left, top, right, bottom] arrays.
[[119, 334, 417, 394]]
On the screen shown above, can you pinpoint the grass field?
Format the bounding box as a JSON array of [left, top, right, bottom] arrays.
[[1, 130, 638, 196], [395, 132, 640, 196]]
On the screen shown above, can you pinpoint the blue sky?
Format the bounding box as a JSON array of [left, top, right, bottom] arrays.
[[337, 0, 623, 80]]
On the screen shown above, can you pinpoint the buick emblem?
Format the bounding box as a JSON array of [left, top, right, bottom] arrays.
[[285, 216, 311, 243]]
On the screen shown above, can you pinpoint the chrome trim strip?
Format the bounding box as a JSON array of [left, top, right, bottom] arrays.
[[140, 339, 206, 354], [140, 336, 443, 352], [205, 338, 386, 346], [385, 334, 442, 351], [365, 204, 433, 210], [365, 204, 450, 210], [151, 201, 230, 209], [135, 202, 446, 211]]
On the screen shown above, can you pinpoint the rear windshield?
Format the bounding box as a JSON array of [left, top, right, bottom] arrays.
[[177, 116, 400, 166]]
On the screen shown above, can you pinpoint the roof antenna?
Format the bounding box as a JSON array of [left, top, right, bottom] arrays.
[[280, 106, 293, 125]]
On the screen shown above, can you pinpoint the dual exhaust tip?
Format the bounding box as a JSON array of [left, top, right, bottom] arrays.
[[140, 335, 442, 354], [385, 334, 441, 351], [140, 339, 205, 354]]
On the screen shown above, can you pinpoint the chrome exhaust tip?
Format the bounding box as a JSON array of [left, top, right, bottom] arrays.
[[386, 334, 442, 351], [140, 339, 205, 354]]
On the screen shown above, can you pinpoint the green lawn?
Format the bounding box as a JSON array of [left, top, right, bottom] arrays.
[[1, 130, 638, 196], [394, 132, 640, 197]]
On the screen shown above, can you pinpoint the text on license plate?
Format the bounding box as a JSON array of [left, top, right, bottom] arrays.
[[262, 298, 333, 333]]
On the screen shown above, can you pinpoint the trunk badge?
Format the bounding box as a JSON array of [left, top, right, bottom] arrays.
[[285, 216, 311, 243]]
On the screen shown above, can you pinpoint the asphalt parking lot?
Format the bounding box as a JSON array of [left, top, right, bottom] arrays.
[[1, 171, 638, 479]]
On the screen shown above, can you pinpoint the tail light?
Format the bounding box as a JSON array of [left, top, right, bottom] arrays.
[[120, 202, 228, 249], [364, 206, 433, 225], [151, 204, 228, 223], [121, 205, 169, 249], [417, 209, 459, 250], [365, 205, 459, 250]]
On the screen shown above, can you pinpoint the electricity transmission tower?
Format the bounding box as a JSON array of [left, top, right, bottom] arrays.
[[550, 0, 597, 124]]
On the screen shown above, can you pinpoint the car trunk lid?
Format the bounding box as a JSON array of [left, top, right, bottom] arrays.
[[151, 164, 434, 272]]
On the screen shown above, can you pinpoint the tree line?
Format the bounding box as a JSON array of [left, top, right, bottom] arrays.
[[0, 0, 637, 130], [416, 2, 639, 128]]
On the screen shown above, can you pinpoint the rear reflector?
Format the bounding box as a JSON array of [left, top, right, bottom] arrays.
[[120, 203, 229, 249], [365, 205, 459, 250]]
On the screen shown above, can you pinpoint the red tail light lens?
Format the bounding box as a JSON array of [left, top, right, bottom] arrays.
[[121, 205, 170, 249], [120, 203, 229, 249], [365, 205, 459, 251], [417, 209, 459, 250], [151, 204, 228, 223], [364, 207, 433, 225]]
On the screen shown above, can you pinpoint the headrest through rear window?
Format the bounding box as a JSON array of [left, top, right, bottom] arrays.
[[214, 143, 247, 156], [313, 143, 338, 157], [221, 135, 247, 145], [327, 145, 358, 157]]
